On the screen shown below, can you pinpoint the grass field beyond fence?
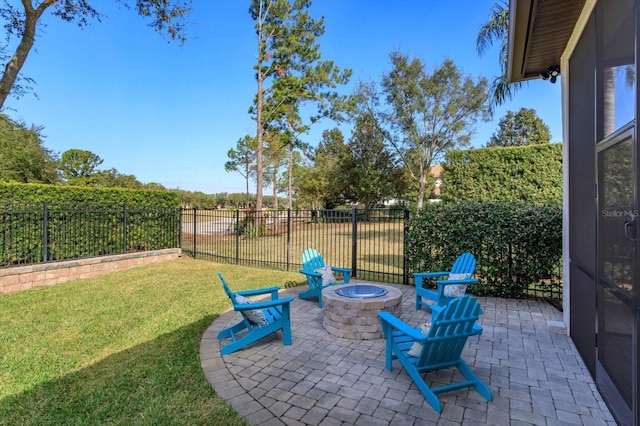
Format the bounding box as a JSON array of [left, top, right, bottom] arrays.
[[0, 258, 303, 425], [181, 208, 407, 284]]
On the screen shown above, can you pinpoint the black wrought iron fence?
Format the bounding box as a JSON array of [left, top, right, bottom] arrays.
[[2, 203, 563, 300], [180, 208, 408, 284], [182, 207, 563, 300], [1, 203, 180, 267]]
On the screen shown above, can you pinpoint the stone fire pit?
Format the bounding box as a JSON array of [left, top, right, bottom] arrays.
[[322, 283, 402, 339]]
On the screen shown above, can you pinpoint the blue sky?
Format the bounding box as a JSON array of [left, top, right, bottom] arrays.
[[4, 0, 562, 194]]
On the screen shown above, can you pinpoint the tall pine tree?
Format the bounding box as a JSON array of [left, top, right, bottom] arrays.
[[249, 0, 352, 212]]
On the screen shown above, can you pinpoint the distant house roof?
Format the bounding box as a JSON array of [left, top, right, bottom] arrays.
[[508, 0, 586, 82]]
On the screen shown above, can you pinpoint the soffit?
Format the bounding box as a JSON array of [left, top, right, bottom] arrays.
[[508, 0, 586, 82]]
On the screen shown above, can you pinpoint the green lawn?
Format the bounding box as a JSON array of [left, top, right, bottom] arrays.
[[0, 258, 304, 425]]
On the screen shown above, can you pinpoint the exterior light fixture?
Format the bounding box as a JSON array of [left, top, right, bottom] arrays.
[[540, 65, 560, 83]]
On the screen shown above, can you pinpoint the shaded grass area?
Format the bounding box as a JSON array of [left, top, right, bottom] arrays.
[[0, 258, 304, 425]]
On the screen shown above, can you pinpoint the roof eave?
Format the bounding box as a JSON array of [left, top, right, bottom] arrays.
[[507, 0, 538, 83], [509, 0, 589, 83]]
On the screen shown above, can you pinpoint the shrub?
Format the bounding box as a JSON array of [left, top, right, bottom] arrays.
[[405, 202, 562, 298], [0, 183, 180, 266]]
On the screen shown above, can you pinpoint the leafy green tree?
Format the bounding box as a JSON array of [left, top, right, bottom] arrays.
[[213, 192, 229, 208], [93, 168, 143, 189], [378, 53, 490, 208], [192, 191, 218, 208], [0, 113, 58, 183], [339, 112, 408, 209], [59, 149, 104, 185], [487, 108, 551, 147], [262, 130, 287, 212], [476, 0, 524, 111], [281, 147, 305, 206], [172, 189, 221, 209], [59, 149, 143, 188], [291, 162, 322, 208], [143, 182, 166, 190], [227, 192, 254, 208], [249, 0, 352, 212], [314, 128, 350, 208], [225, 135, 256, 204], [283, 138, 308, 209], [0, 0, 192, 109]]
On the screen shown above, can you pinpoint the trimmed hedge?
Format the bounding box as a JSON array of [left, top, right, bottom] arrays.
[[1, 183, 180, 266], [440, 143, 562, 204], [0, 182, 180, 207], [405, 202, 562, 298]]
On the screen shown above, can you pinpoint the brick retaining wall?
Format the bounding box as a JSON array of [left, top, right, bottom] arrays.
[[0, 248, 181, 294]]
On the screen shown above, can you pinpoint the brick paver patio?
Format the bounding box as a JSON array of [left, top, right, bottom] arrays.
[[200, 282, 617, 425]]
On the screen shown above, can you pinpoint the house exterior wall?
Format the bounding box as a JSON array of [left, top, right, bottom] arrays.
[[565, 10, 597, 375], [509, 0, 639, 421], [560, 0, 637, 423]]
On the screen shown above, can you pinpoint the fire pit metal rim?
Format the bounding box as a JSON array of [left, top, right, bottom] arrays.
[[335, 284, 388, 299]]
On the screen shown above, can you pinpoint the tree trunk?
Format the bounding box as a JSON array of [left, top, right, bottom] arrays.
[[245, 167, 250, 204], [416, 171, 426, 209], [255, 1, 265, 213], [0, 1, 51, 109], [288, 140, 293, 210], [272, 166, 278, 233]]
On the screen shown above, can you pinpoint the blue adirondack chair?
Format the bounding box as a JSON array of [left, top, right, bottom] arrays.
[[298, 248, 351, 308], [414, 252, 477, 311], [216, 272, 293, 355], [378, 295, 492, 413]]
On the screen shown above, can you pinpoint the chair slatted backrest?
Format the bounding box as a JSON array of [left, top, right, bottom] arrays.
[[217, 272, 254, 326], [417, 296, 482, 366], [302, 248, 325, 272], [450, 252, 476, 275], [218, 272, 235, 299], [216, 272, 293, 355], [218, 271, 282, 328]]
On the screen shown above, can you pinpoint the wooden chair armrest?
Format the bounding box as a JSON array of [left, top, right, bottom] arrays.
[[331, 267, 351, 281], [236, 286, 281, 298], [378, 311, 426, 341], [235, 297, 294, 311], [299, 269, 322, 278], [413, 271, 449, 279], [435, 278, 477, 286], [414, 272, 448, 290]]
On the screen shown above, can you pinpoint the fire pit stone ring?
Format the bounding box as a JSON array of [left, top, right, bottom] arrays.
[[322, 283, 402, 339]]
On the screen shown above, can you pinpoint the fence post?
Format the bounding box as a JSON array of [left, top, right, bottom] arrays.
[[403, 207, 410, 285], [286, 208, 291, 271], [43, 202, 48, 262], [178, 208, 183, 249], [351, 208, 357, 277], [123, 203, 128, 253], [235, 209, 240, 264], [192, 208, 197, 259]]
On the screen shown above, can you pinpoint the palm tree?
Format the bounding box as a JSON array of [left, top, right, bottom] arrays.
[[476, 0, 524, 111]]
